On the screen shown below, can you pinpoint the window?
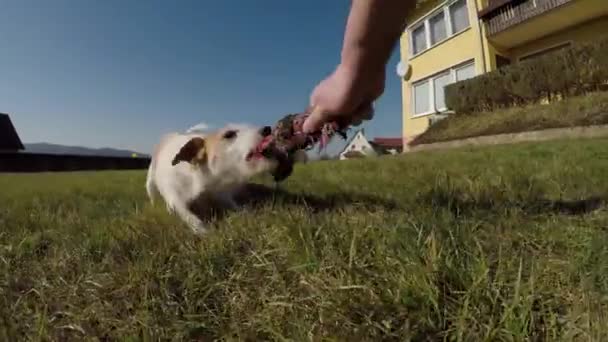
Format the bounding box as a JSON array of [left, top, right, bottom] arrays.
[[496, 55, 511, 69], [429, 12, 447, 45], [413, 81, 431, 115], [433, 72, 451, 110], [455, 63, 475, 81], [449, 0, 469, 34], [412, 61, 475, 116], [412, 25, 427, 55], [408, 0, 470, 57]]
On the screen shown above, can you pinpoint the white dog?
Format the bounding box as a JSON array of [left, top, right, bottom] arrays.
[[145, 123, 279, 234]]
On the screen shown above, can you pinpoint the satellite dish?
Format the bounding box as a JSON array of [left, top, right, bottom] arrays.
[[396, 61, 412, 80]]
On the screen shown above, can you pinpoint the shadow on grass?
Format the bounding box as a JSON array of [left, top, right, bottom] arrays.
[[421, 187, 605, 217], [234, 182, 399, 212], [184, 182, 400, 228]]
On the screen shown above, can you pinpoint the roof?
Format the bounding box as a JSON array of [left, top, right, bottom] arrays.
[[0, 113, 24, 151], [371, 137, 403, 149]]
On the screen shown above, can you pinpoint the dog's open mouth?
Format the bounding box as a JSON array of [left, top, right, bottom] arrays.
[[245, 135, 276, 162]]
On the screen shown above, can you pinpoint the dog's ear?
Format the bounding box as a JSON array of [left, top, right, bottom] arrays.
[[172, 137, 207, 166]]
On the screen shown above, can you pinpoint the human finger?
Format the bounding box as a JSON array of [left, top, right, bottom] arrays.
[[302, 106, 327, 134]]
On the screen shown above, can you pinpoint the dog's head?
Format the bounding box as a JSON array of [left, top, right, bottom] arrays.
[[171, 123, 278, 184]]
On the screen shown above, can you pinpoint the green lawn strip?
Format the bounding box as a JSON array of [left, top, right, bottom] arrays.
[[411, 91, 608, 146], [0, 138, 607, 340]]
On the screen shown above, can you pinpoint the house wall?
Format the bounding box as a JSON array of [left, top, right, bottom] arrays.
[[400, 0, 487, 140], [339, 131, 376, 160], [398, 0, 608, 147]]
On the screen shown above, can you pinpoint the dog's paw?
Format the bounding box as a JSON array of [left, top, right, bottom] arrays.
[[186, 219, 209, 235], [165, 203, 175, 214], [191, 225, 208, 235]]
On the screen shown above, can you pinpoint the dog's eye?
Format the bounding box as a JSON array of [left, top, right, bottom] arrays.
[[223, 130, 237, 139]]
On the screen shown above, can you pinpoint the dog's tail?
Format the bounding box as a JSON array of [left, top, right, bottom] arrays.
[[145, 156, 159, 205]]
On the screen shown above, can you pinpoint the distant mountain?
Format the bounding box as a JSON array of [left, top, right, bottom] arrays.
[[22, 143, 150, 158]]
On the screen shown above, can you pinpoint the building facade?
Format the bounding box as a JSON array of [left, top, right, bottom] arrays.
[[338, 129, 404, 160], [398, 0, 608, 146], [339, 129, 377, 160]]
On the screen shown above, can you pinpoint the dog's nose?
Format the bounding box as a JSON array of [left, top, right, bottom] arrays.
[[260, 126, 272, 137]]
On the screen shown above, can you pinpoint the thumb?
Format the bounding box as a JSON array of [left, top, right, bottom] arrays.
[[302, 106, 325, 134]]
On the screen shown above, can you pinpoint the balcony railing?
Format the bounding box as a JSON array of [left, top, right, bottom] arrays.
[[482, 0, 574, 36]]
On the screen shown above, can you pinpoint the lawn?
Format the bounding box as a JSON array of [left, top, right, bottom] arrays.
[[1, 137, 607, 341], [411, 91, 608, 146]]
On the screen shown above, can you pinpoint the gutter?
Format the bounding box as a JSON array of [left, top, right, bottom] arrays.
[[473, 0, 489, 73]]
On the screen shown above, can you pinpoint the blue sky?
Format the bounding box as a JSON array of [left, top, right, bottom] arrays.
[[1, 0, 403, 155]]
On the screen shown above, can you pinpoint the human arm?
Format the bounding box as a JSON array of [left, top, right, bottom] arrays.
[[303, 0, 415, 133]]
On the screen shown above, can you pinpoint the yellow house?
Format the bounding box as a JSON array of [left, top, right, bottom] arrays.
[[397, 0, 608, 147]]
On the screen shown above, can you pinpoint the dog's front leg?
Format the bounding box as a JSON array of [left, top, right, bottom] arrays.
[[173, 201, 208, 235]]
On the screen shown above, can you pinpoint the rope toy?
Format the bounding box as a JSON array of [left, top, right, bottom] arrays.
[[254, 106, 351, 182]]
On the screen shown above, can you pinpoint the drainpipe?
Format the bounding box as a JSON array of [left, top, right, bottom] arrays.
[[473, 0, 488, 73]]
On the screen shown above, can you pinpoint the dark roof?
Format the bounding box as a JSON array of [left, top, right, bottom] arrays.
[[0, 113, 24, 151], [371, 137, 403, 149]]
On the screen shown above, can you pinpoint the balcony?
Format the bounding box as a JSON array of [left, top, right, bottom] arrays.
[[481, 0, 573, 36], [479, 0, 608, 48]]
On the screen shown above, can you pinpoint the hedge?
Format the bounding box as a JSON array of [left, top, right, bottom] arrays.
[[445, 37, 608, 114]]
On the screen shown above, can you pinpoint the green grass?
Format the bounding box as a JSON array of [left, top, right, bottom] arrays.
[[411, 91, 608, 146], [1, 137, 608, 341]]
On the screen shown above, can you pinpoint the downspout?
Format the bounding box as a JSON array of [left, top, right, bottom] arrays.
[[472, 0, 488, 73]]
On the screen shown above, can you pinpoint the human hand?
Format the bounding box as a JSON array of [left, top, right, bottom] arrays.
[[302, 63, 385, 133]]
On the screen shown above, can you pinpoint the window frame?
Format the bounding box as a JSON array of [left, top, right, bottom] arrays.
[[407, 0, 470, 58], [411, 60, 476, 117], [412, 79, 432, 117], [448, 0, 470, 37], [432, 70, 453, 113], [454, 62, 476, 83], [429, 9, 448, 46], [410, 22, 429, 56]]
